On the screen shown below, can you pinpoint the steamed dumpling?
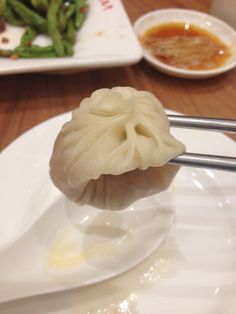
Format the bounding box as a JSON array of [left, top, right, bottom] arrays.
[[74, 164, 180, 210], [50, 87, 185, 209]]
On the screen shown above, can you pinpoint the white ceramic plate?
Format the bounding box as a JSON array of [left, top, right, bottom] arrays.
[[134, 9, 236, 79], [0, 111, 236, 314], [0, 112, 174, 303], [0, 0, 142, 75]]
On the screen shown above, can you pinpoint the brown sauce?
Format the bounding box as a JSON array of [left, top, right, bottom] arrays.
[[140, 22, 231, 70]]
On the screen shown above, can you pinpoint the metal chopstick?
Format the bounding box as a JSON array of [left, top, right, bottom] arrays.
[[169, 153, 236, 172], [168, 115, 236, 133], [167, 115, 236, 172]]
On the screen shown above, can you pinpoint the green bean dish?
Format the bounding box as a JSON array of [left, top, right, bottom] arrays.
[[0, 0, 89, 58]]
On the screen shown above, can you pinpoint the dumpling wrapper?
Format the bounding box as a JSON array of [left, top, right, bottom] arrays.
[[50, 87, 186, 210]]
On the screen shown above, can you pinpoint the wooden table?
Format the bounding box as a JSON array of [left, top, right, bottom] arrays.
[[0, 0, 235, 152]]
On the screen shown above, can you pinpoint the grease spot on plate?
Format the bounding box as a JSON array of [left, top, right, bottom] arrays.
[[48, 226, 117, 271]]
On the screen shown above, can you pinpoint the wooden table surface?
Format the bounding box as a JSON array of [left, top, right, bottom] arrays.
[[0, 0, 235, 152]]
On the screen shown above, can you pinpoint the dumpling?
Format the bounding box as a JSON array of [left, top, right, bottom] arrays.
[[50, 87, 186, 210]]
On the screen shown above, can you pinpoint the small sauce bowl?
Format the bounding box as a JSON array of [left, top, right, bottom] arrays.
[[134, 9, 236, 79]]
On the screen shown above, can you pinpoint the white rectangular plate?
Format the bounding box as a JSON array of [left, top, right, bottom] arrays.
[[0, 0, 142, 75]]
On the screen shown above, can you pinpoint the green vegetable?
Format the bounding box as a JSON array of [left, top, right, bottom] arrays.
[[0, 0, 88, 59], [64, 40, 74, 56], [58, 3, 75, 32], [31, 0, 48, 12], [16, 45, 54, 53], [75, 0, 87, 30], [58, 9, 66, 32], [0, 49, 12, 57], [16, 50, 57, 58], [3, 5, 25, 26], [20, 27, 38, 47], [66, 19, 76, 44], [65, 4, 75, 24], [0, 0, 6, 16], [47, 0, 64, 57], [15, 45, 57, 57], [8, 0, 48, 32]]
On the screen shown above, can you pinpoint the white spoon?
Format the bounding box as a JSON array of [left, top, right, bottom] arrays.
[[0, 114, 174, 303]]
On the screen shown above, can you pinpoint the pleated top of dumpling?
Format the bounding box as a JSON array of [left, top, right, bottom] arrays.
[[50, 87, 185, 196]]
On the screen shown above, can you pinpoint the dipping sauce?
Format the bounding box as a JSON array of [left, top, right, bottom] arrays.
[[140, 22, 231, 70]]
